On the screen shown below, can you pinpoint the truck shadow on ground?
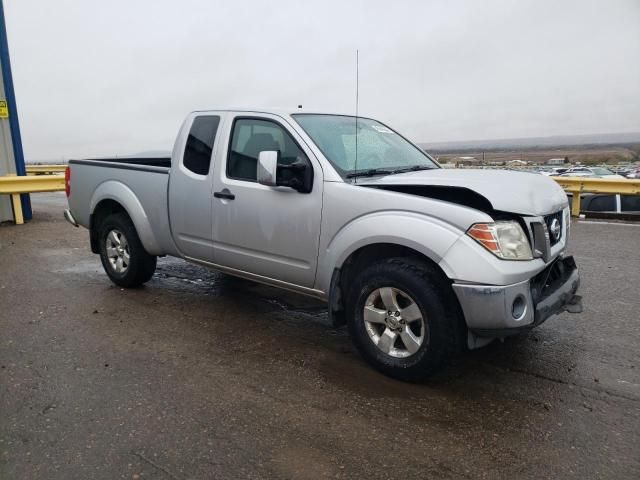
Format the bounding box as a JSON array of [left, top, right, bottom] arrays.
[[151, 258, 581, 403]]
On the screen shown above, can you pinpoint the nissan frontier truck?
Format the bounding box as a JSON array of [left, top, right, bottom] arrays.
[[64, 109, 582, 381]]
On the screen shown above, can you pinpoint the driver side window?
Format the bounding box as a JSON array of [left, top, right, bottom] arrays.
[[227, 118, 309, 182]]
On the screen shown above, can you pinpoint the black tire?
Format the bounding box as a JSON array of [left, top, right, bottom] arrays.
[[98, 212, 157, 288], [346, 258, 464, 382]]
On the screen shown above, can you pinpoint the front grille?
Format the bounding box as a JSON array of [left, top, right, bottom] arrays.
[[544, 211, 563, 246]]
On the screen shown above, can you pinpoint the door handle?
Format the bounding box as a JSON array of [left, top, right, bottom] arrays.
[[214, 189, 235, 200]]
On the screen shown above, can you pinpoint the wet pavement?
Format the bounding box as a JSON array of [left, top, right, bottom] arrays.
[[1, 192, 639, 479]]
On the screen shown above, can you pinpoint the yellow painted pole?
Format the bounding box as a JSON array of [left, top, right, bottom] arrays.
[[10, 192, 23, 224], [571, 190, 581, 217]]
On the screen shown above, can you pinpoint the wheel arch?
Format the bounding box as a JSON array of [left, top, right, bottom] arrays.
[[327, 242, 455, 328], [89, 181, 162, 255], [318, 212, 463, 293]]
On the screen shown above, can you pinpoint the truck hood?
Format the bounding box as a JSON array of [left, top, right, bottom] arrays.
[[358, 169, 568, 216]]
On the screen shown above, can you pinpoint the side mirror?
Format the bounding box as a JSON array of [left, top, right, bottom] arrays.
[[257, 151, 313, 194], [257, 151, 278, 187]]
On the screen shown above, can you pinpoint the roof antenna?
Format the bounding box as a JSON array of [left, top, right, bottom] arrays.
[[354, 49, 359, 183]]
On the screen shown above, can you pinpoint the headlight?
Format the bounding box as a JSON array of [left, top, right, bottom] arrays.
[[467, 221, 533, 260]]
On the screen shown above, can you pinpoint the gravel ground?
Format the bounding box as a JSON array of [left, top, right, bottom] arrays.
[[1, 192, 639, 479]]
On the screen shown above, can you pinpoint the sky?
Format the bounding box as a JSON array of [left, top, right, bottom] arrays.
[[4, 0, 640, 161]]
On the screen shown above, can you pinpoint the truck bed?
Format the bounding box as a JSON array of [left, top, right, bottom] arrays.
[[67, 157, 175, 256]]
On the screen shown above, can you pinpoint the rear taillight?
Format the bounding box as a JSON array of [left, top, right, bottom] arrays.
[[65, 166, 71, 198]]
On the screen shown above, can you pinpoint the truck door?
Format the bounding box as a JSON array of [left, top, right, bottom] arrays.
[[168, 114, 223, 261], [211, 114, 323, 288]]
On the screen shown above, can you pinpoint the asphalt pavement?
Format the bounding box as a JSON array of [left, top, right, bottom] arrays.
[[1, 192, 639, 479]]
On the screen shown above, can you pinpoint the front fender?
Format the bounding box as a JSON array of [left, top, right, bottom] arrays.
[[90, 181, 162, 255], [316, 211, 464, 292]]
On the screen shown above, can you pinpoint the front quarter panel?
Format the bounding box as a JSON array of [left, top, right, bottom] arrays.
[[315, 182, 493, 292]]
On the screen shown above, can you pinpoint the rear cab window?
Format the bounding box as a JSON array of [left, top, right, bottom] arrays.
[[183, 116, 221, 175]]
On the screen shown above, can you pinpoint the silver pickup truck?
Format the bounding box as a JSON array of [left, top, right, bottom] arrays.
[[65, 109, 582, 381]]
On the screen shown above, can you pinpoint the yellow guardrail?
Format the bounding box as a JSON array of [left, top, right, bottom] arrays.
[[25, 164, 67, 175], [0, 174, 65, 225], [551, 176, 640, 216]]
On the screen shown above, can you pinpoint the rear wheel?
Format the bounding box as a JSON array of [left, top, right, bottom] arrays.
[[346, 258, 463, 381], [98, 212, 156, 288]]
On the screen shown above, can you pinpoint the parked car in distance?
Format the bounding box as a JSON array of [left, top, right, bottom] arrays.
[[626, 166, 640, 179], [610, 166, 632, 177], [64, 108, 582, 381], [560, 166, 625, 178], [539, 167, 569, 176]]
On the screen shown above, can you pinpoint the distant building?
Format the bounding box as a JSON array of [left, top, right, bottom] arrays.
[[506, 159, 527, 166], [547, 158, 566, 165], [454, 156, 481, 167]]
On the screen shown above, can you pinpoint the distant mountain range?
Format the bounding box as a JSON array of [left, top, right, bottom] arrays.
[[420, 132, 640, 152]]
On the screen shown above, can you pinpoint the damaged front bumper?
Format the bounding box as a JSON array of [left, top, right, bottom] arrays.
[[452, 256, 582, 339]]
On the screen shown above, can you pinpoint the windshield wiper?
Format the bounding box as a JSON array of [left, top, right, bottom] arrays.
[[388, 165, 434, 174], [345, 168, 395, 178], [346, 165, 434, 178]]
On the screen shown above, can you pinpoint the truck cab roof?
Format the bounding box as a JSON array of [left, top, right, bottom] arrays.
[[190, 108, 357, 118]]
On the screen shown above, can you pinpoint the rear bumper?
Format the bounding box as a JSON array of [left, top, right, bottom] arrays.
[[64, 209, 79, 227], [453, 256, 582, 337]]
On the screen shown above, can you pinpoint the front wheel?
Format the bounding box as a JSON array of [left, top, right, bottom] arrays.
[[98, 212, 157, 288], [346, 258, 463, 381]]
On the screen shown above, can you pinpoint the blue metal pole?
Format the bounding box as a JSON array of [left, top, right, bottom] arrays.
[[0, 0, 31, 220]]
